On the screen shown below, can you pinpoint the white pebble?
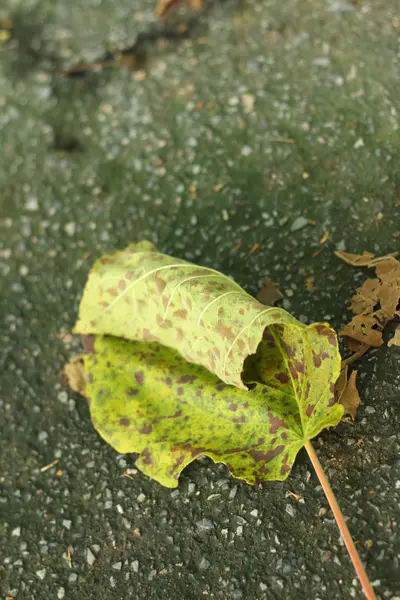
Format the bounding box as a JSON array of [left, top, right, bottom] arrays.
[[64, 222, 76, 236], [11, 527, 21, 537], [36, 569, 46, 580]]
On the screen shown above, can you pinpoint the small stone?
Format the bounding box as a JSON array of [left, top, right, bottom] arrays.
[[260, 582, 268, 591], [354, 138, 364, 149], [57, 587, 65, 599], [38, 431, 48, 442], [137, 493, 146, 503], [116, 504, 124, 514], [26, 196, 39, 211], [11, 527, 21, 537], [64, 222, 76, 236], [250, 509, 258, 518], [112, 562, 122, 570], [188, 483, 196, 494], [62, 520, 71, 530], [19, 265, 29, 276], [86, 548, 96, 566], [236, 526, 243, 536], [290, 216, 308, 232], [241, 145, 253, 156], [68, 573, 78, 583], [36, 569, 46, 580], [241, 94, 255, 114], [196, 518, 215, 533], [199, 556, 210, 570], [228, 486, 237, 500], [131, 560, 139, 573], [286, 504, 296, 517]]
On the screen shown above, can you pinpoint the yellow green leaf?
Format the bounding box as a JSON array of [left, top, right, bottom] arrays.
[[68, 325, 343, 488], [73, 241, 302, 390]]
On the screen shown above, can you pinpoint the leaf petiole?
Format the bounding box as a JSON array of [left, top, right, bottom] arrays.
[[305, 441, 376, 600]]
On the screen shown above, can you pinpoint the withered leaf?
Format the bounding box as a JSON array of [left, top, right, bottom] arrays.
[[67, 243, 344, 487], [339, 370, 360, 420], [337, 250, 400, 349], [340, 314, 384, 347], [388, 325, 400, 347], [156, 0, 202, 18], [256, 279, 283, 306], [335, 250, 398, 267]]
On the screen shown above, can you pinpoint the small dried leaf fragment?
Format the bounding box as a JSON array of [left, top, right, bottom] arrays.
[[156, 0, 202, 18], [256, 279, 283, 306], [388, 325, 400, 347], [338, 370, 360, 420], [335, 250, 398, 267], [64, 356, 87, 395], [340, 314, 384, 347]]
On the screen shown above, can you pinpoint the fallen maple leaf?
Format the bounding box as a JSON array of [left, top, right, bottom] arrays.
[[65, 243, 377, 599], [156, 0, 202, 18]]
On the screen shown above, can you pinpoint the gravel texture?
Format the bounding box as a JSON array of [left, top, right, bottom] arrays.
[[1, 0, 399, 599]]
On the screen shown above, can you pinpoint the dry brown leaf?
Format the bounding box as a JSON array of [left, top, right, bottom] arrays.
[[349, 278, 380, 315], [256, 279, 283, 306], [335, 250, 376, 266], [335, 250, 398, 267], [337, 250, 400, 351], [388, 325, 400, 347], [340, 314, 384, 347], [156, 0, 202, 18], [64, 355, 87, 395], [339, 370, 361, 420], [341, 344, 370, 367]]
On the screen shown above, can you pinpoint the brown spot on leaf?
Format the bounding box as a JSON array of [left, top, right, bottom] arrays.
[[280, 453, 291, 475], [139, 424, 153, 434], [177, 375, 197, 384], [83, 335, 96, 354], [119, 418, 130, 427], [315, 325, 337, 347], [281, 432, 288, 440], [305, 403, 315, 417], [154, 276, 167, 293], [174, 309, 188, 319], [251, 445, 285, 463], [313, 353, 322, 368], [229, 403, 238, 411], [177, 387, 184, 396], [119, 280, 126, 291], [141, 447, 152, 465], [107, 287, 119, 297], [268, 411, 289, 434], [164, 377, 172, 387], [275, 372, 289, 384], [127, 388, 138, 396], [135, 371, 144, 385]]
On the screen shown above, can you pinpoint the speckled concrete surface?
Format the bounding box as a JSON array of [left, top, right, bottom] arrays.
[[0, 1, 399, 599]]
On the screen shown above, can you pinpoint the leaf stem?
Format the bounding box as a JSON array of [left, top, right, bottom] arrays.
[[304, 441, 376, 600]]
